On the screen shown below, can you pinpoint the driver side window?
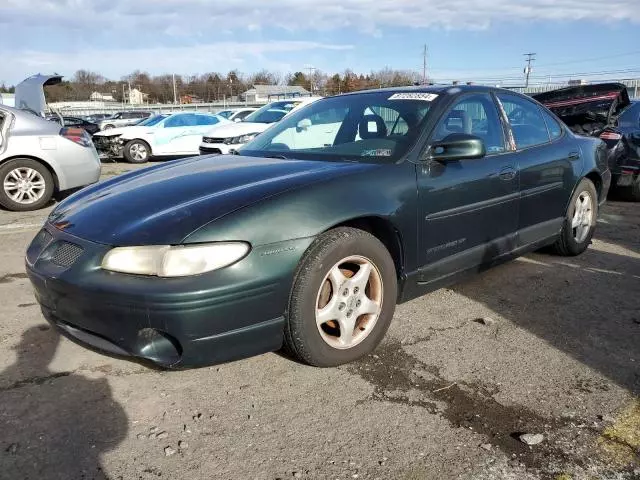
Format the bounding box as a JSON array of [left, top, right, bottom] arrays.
[[433, 94, 506, 154]]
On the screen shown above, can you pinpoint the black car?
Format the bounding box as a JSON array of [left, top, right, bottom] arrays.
[[26, 86, 610, 369], [48, 115, 100, 135], [533, 84, 640, 200]]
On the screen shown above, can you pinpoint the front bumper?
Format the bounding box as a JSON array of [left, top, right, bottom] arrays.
[[25, 225, 312, 368], [199, 142, 240, 156]]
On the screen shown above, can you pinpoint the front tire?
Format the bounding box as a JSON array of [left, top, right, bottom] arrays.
[[284, 227, 397, 367], [123, 140, 151, 164], [551, 178, 598, 256], [0, 159, 54, 211]]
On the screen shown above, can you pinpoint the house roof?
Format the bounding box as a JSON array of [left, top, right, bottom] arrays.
[[245, 85, 310, 96]]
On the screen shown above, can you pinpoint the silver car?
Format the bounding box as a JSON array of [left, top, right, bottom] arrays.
[[0, 74, 101, 211], [98, 111, 151, 130]]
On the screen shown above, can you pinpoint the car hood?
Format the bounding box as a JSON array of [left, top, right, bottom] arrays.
[[204, 122, 271, 138], [532, 83, 630, 123], [14, 74, 62, 117], [48, 155, 376, 245], [94, 125, 150, 137]]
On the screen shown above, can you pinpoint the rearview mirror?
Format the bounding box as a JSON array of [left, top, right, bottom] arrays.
[[427, 133, 486, 162]]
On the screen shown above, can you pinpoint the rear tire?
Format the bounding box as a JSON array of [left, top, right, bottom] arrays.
[[284, 227, 397, 367], [123, 139, 151, 164], [550, 178, 598, 256], [0, 158, 54, 212]]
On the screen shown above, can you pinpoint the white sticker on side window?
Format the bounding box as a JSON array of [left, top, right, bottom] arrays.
[[388, 93, 438, 101]]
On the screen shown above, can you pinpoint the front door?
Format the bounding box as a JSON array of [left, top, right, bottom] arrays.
[[417, 92, 519, 283]]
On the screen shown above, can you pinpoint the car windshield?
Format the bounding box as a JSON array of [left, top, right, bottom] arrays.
[[138, 114, 166, 127], [240, 91, 435, 163], [243, 100, 305, 124]]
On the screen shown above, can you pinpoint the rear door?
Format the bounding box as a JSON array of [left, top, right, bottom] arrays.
[[495, 93, 577, 246], [417, 92, 519, 282]]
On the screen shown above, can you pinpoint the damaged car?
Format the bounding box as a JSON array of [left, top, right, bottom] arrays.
[[533, 83, 640, 200], [93, 114, 168, 158]]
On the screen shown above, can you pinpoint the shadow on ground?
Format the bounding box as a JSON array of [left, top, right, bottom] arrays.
[[0, 325, 127, 480], [453, 245, 640, 395]]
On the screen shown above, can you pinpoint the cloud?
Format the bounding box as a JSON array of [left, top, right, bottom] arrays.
[[0, 41, 354, 83], [1, 0, 637, 35]]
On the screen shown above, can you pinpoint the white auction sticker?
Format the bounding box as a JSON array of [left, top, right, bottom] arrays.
[[388, 93, 438, 101]]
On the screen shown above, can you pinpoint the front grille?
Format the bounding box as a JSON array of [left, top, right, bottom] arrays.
[[51, 242, 84, 267], [203, 137, 225, 144], [26, 229, 53, 264]]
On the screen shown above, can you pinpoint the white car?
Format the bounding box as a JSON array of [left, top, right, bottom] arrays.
[[0, 74, 101, 211], [199, 97, 322, 155], [216, 107, 258, 122], [114, 112, 230, 163], [93, 114, 168, 158]]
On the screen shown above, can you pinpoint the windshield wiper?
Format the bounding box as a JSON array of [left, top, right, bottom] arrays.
[[264, 154, 288, 159]]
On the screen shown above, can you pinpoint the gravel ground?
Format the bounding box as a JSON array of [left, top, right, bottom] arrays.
[[0, 160, 638, 480]]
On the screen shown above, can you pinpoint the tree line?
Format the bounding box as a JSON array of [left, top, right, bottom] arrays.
[[2, 68, 422, 103]]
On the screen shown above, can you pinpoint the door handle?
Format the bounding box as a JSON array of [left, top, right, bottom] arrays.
[[499, 166, 516, 181], [568, 151, 580, 161]]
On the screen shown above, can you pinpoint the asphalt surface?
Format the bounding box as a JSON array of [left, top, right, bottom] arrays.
[[0, 160, 638, 480]]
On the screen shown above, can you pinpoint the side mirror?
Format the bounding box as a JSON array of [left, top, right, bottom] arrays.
[[296, 118, 312, 132], [427, 133, 486, 162]]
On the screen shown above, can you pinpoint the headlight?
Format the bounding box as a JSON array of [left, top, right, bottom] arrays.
[[224, 133, 259, 145], [101, 242, 250, 277]]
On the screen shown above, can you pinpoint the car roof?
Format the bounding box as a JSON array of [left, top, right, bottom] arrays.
[[335, 84, 516, 98]]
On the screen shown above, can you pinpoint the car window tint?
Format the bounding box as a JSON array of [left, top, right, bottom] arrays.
[[497, 94, 550, 149], [540, 109, 563, 140], [433, 93, 506, 154], [196, 115, 220, 126], [164, 115, 189, 128], [234, 110, 252, 120]]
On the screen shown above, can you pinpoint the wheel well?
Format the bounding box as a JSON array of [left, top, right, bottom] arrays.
[[585, 171, 602, 199], [0, 155, 60, 192], [332, 216, 404, 278]]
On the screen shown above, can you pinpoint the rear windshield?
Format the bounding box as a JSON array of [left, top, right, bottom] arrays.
[[240, 91, 435, 163]]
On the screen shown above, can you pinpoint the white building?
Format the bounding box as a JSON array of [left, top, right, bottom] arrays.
[[241, 85, 310, 104], [127, 88, 149, 105], [90, 91, 115, 102]]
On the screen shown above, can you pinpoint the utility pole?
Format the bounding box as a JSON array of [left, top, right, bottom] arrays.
[[172, 74, 178, 104], [422, 44, 428, 84], [306, 66, 317, 94], [523, 52, 536, 88]]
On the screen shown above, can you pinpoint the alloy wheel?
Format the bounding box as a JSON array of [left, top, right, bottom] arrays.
[[129, 143, 148, 161], [315, 255, 383, 349], [3, 168, 46, 204], [571, 191, 593, 243]]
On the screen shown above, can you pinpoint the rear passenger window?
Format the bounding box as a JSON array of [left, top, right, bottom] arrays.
[[497, 94, 550, 149], [541, 109, 563, 140]]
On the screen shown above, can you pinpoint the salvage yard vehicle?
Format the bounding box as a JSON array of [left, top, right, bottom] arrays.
[[116, 112, 229, 163], [533, 84, 640, 200], [0, 74, 101, 211], [26, 86, 610, 369], [98, 111, 151, 130], [93, 114, 168, 158], [199, 97, 322, 155], [216, 107, 258, 122]]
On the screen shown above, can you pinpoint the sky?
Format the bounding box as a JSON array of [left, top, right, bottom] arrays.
[[0, 0, 638, 86]]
